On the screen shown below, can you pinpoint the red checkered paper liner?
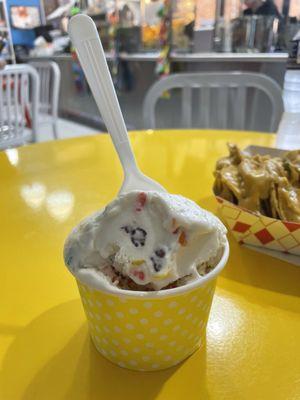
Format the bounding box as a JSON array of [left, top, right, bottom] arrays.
[[215, 196, 300, 256]]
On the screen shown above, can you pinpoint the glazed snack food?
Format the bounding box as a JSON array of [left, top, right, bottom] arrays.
[[64, 190, 227, 292], [213, 144, 300, 222]]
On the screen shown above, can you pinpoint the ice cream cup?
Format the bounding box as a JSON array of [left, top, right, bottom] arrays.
[[71, 240, 229, 372]]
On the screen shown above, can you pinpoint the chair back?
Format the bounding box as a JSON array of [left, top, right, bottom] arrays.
[[143, 72, 284, 132], [0, 64, 39, 149], [29, 61, 60, 117]]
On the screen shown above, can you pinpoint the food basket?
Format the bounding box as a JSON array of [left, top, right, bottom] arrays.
[[214, 146, 300, 256]]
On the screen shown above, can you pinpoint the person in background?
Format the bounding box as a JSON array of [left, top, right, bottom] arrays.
[[243, 0, 281, 18]]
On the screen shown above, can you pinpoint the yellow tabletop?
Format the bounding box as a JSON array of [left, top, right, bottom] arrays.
[[0, 130, 299, 400]]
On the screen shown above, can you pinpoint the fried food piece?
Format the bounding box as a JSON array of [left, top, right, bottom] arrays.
[[269, 182, 280, 219], [277, 178, 300, 222], [284, 149, 300, 164], [214, 164, 243, 202], [283, 150, 300, 186], [215, 143, 244, 170], [213, 143, 300, 222], [238, 156, 271, 212]]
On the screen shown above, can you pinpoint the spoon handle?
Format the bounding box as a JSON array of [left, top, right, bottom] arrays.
[[68, 14, 137, 175]]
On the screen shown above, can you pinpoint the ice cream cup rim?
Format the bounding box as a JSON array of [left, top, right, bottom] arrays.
[[71, 239, 229, 299]]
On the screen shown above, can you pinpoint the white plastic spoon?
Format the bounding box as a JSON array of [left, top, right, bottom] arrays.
[[68, 14, 166, 194]]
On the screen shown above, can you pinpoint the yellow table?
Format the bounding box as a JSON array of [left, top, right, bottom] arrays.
[[1, 130, 299, 400]]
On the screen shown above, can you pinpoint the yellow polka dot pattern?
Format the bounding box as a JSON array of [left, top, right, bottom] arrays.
[[77, 279, 216, 371]]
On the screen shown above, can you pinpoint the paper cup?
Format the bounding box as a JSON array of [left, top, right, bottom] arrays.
[[73, 241, 229, 371]]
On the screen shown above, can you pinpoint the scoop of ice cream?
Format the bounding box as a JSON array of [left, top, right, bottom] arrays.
[[64, 191, 227, 291]]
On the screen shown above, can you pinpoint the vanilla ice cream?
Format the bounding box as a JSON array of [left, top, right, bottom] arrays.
[[64, 191, 227, 291]]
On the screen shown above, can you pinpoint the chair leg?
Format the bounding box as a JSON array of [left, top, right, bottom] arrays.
[[52, 120, 59, 140]]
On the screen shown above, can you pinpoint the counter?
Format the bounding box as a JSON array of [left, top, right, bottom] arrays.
[[24, 52, 288, 131], [24, 52, 288, 62]]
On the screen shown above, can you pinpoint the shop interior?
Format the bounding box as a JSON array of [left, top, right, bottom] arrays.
[[0, 0, 299, 144]]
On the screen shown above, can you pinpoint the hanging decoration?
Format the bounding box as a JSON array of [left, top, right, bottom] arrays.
[[107, 9, 119, 86], [70, 6, 86, 93], [155, 0, 172, 98], [155, 0, 171, 79]]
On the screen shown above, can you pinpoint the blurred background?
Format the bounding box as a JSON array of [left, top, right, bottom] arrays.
[[0, 0, 300, 143]]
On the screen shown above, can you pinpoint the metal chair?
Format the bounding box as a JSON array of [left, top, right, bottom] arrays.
[[143, 72, 284, 132], [30, 61, 61, 139], [0, 64, 39, 150]]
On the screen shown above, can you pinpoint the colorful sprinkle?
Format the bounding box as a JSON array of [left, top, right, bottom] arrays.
[[178, 231, 187, 246], [135, 192, 147, 212], [132, 259, 145, 266], [133, 270, 145, 281]]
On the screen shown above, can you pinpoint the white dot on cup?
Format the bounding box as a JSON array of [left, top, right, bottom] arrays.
[[118, 361, 126, 367], [136, 333, 144, 340], [190, 295, 198, 303], [159, 334, 168, 341]]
